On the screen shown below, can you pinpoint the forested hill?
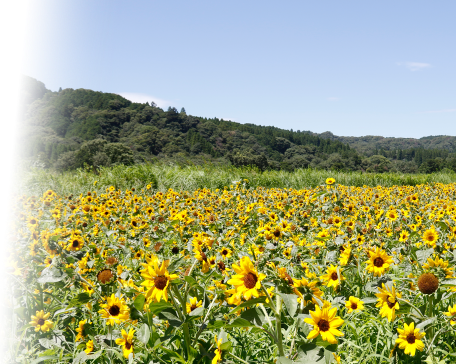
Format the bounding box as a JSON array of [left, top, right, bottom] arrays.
[[21, 75, 456, 174], [316, 132, 456, 155]]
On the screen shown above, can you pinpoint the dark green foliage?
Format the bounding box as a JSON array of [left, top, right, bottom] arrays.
[[53, 151, 78, 171], [187, 130, 219, 157], [362, 155, 392, 173], [418, 158, 446, 174], [104, 143, 134, 165], [227, 149, 269, 171], [318, 132, 456, 154]]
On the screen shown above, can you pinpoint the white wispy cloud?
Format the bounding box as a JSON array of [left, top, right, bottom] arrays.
[[117, 92, 172, 109], [327, 97, 339, 101], [420, 108, 456, 114], [397, 62, 432, 72]]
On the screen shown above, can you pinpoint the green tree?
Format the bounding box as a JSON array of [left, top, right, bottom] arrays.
[[362, 155, 392, 173], [227, 149, 269, 171], [104, 143, 134, 165]]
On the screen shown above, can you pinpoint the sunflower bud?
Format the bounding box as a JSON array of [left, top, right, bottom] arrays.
[[417, 273, 439, 295]]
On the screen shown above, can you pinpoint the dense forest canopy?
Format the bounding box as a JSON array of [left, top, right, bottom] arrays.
[[20, 76, 456, 174]]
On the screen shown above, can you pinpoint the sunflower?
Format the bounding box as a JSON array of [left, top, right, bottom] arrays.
[[422, 255, 450, 272], [444, 304, 456, 325], [365, 247, 394, 277], [345, 296, 364, 313], [85, 340, 94, 354], [140, 255, 178, 302], [29, 310, 53, 332], [194, 247, 213, 273], [115, 328, 135, 358], [186, 297, 203, 314], [386, 209, 398, 221], [83, 281, 95, 296], [29, 241, 40, 256], [212, 335, 223, 364], [67, 235, 84, 251], [26, 216, 39, 229], [417, 272, 439, 294], [395, 322, 425, 356], [339, 245, 351, 266], [398, 230, 409, 242], [375, 283, 401, 322], [7, 260, 23, 276], [220, 247, 233, 259], [423, 228, 438, 246], [326, 178, 336, 185], [292, 277, 323, 306], [355, 235, 365, 244], [75, 319, 88, 341], [333, 216, 343, 227], [321, 265, 345, 289], [304, 305, 344, 344], [97, 269, 115, 284], [106, 256, 118, 266], [227, 256, 266, 300], [98, 294, 130, 325]]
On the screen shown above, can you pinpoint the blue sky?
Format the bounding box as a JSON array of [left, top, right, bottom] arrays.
[[22, 0, 456, 138]]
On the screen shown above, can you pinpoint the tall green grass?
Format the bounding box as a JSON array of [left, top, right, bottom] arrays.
[[19, 163, 456, 196]]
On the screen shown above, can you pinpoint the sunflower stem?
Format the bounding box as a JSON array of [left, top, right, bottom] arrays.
[[259, 303, 274, 332], [261, 284, 278, 315], [192, 293, 219, 345], [170, 285, 192, 360], [184, 259, 198, 292], [275, 293, 285, 357], [228, 352, 250, 364]]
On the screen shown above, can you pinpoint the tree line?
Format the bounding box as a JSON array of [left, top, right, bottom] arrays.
[[20, 75, 456, 174]]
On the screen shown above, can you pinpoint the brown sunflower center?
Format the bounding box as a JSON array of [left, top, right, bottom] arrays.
[[132, 221, 137, 227], [125, 342, 132, 350], [200, 251, 208, 262], [406, 334, 416, 344], [425, 233, 436, 242], [106, 257, 117, 265], [373, 257, 384, 267], [351, 303, 358, 309], [284, 273, 293, 285], [243, 272, 258, 289], [331, 272, 339, 281], [190, 305, 197, 311], [317, 319, 330, 332], [386, 299, 396, 309], [217, 261, 226, 272], [37, 318, 45, 326], [273, 230, 281, 237], [72, 240, 80, 248], [222, 249, 228, 255], [109, 305, 120, 316], [155, 275, 168, 290]]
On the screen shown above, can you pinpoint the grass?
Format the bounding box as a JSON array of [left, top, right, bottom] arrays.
[[20, 163, 456, 196]]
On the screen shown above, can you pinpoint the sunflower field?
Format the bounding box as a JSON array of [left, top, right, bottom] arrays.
[[7, 177, 456, 363]]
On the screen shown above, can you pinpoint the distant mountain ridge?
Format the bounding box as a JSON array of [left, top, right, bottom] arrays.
[[315, 131, 456, 155]]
